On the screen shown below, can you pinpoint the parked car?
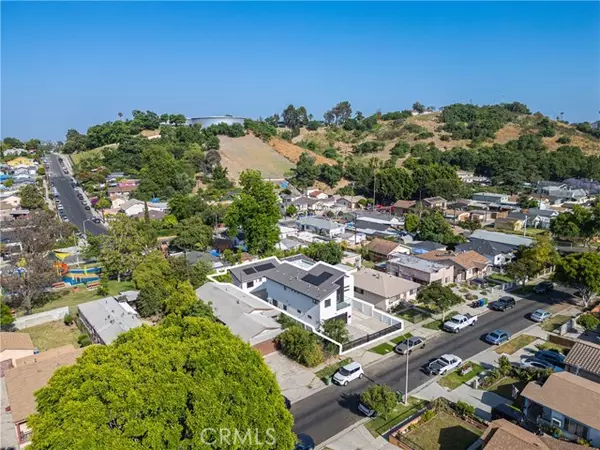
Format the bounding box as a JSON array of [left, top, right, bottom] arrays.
[[443, 313, 478, 333], [530, 309, 552, 323], [295, 434, 315, 450], [520, 357, 554, 370], [394, 336, 426, 355], [534, 350, 565, 367], [485, 330, 510, 345], [426, 354, 462, 375], [358, 400, 377, 417], [534, 281, 554, 294], [490, 296, 516, 311], [333, 362, 364, 386]]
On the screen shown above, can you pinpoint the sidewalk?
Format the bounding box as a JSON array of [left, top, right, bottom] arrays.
[[317, 420, 398, 450]]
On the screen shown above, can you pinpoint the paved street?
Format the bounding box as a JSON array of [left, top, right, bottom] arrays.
[[292, 289, 575, 445], [48, 154, 105, 235]]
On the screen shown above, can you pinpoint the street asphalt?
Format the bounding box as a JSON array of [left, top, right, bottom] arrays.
[[291, 288, 576, 445], [48, 154, 106, 236]]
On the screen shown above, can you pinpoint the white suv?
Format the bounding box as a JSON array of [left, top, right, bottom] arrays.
[[333, 362, 364, 386]]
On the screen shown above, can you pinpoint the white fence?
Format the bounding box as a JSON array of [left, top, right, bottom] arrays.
[[351, 297, 401, 326], [14, 307, 70, 330]]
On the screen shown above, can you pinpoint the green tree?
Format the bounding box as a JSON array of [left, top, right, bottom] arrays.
[[518, 194, 538, 209], [577, 314, 599, 331], [225, 170, 281, 254], [100, 214, 148, 282], [222, 249, 241, 265], [28, 317, 295, 449], [304, 241, 344, 265], [554, 253, 600, 307], [321, 318, 350, 344], [292, 153, 319, 190], [375, 167, 415, 204], [276, 326, 325, 367], [168, 257, 211, 289], [163, 281, 198, 316], [19, 185, 46, 210], [412, 102, 426, 114], [417, 282, 463, 320], [417, 211, 462, 245], [1, 302, 15, 331], [461, 218, 481, 232], [94, 197, 111, 219], [133, 250, 175, 317], [97, 275, 110, 296], [505, 256, 539, 287], [404, 214, 419, 233], [285, 204, 298, 217], [360, 385, 397, 418], [319, 164, 343, 187], [174, 216, 213, 251]]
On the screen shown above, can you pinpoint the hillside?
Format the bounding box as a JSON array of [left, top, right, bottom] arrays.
[[268, 137, 337, 166], [293, 112, 600, 162]]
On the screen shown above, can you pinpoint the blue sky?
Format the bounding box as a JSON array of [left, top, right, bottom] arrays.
[[2, 1, 599, 140]]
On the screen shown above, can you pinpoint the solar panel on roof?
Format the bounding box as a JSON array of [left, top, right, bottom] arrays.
[[243, 267, 257, 275], [302, 272, 333, 286], [255, 263, 275, 272]]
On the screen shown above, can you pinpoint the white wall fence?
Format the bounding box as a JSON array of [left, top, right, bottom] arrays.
[[351, 297, 401, 326], [14, 307, 69, 330]]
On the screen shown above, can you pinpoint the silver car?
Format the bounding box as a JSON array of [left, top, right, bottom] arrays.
[[520, 357, 554, 370], [394, 336, 426, 355], [530, 309, 552, 322]]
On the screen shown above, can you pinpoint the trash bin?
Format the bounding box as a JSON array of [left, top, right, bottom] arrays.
[[324, 377, 331, 386]]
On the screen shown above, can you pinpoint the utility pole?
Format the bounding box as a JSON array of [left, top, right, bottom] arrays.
[[404, 348, 410, 406]]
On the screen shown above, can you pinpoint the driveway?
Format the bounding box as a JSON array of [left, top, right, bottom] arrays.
[[347, 310, 389, 340], [264, 352, 326, 405]]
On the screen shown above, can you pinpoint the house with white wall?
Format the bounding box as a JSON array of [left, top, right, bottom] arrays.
[[296, 216, 345, 238], [353, 268, 420, 312]]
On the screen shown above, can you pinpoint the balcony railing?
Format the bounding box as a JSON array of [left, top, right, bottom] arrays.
[[336, 301, 351, 311]]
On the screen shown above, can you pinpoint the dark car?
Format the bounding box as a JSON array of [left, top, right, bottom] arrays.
[[534, 281, 554, 294], [490, 296, 516, 311], [534, 350, 565, 367], [295, 434, 315, 450]]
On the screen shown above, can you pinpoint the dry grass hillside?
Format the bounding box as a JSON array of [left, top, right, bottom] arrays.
[[293, 112, 599, 162], [268, 137, 337, 166]]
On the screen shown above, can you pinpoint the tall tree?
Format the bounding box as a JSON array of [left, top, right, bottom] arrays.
[[225, 170, 281, 254], [292, 152, 319, 190], [360, 385, 397, 419], [416, 282, 463, 320], [554, 253, 600, 307], [28, 317, 295, 449], [19, 185, 46, 210], [412, 101, 426, 114], [174, 216, 213, 251], [404, 214, 420, 233]]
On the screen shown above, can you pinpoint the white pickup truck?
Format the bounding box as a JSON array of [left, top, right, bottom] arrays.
[[443, 313, 478, 333]]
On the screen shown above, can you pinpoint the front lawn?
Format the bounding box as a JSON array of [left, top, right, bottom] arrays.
[[391, 332, 414, 345], [541, 315, 571, 332], [486, 376, 527, 401], [405, 411, 483, 450], [495, 335, 537, 355], [423, 320, 443, 330], [439, 363, 485, 390], [365, 397, 426, 437], [396, 309, 430, 324], [30, 280, 134, 315], [26, 320, 81, 352], [488, 273, 513, 283], [315, 357, 353, 382], [369, 342, 395, 355]]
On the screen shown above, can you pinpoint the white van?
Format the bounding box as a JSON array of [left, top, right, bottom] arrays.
[[333, 362, 364, 386]]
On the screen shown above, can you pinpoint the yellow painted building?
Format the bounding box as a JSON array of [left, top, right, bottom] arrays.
[[6, 157, 35, 167]]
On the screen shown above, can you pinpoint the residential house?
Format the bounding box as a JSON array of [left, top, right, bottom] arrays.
[[478, 419, 589, 450], [494, 217, 525, 232], [120, 199, 145, 216], [409, 240, 446, 255], [107, 184, 137, 197], [353, 268, 420, 311], [78, 296, 143, 345], [417, 250, 490, 283], [355, 211, 402, 227], [351, 219, 395, 237], [196, 282, 282, 355], [456, 171, 491, 185], [564, 340, 600, 383], [334, 231, 368, 247], [341, 251, 361, 267], [307, 189, 329, 200], [470, 230, 534, 249], [443, 209, 470, 223], [1, 194, 21, 208], [131, 209, 166, 220], [6, 157, 36, 169], [391, 200, 416, 215], [455, 238, 515, 266], [472, 192, 510, 204], [4, 346, 84, 447], [387, 254, 454, 286], [422, 196, 447, 210], [0, 332, 34, 368], [537, 185, 588, 205], [276, 237, 307, 252], [2, 148, 26, 156], [230, 256, 355, 328], [521, 371, 600, 446], [279, 224, 298, 239], [333, 195, 366, 210], [366, 237, 411, 260], [296, 216, 345, 238], [509, 208, 559, 230]]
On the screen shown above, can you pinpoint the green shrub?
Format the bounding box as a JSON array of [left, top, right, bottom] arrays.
[[422, 409, 436, 422], [276, 326, 325, 367], [455, 400, 475, 417], [353, 141, 384, 154], [63, 313, 74, 326], [556, 136, 571, 144], [577, 314, 600, 331], [414, 131, 434, 140], [78, 334, 91, 347]]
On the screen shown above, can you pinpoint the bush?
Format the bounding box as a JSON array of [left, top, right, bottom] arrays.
[[390, 141, 410, 158], [577, 314, 600, 331], [280, 131, 293, 142], [403, 123, 427, 134], [440, 134, 451, 141], [414, 131, 434, 140], [353, 141, 384, 154], [63, 313, 74, 326], [556, 136, 571, 144], [97, 276, 110, 296], [454, 400, 475, 417], [276, 326, 324, 367], [77, 333, 92, 347], [306, 120, 320, 131], [422, 409, 436, 422], [360, 384, 397, 418]]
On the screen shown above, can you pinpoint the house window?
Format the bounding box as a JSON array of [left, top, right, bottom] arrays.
[[247, 280, 254, 288], [354, 287, 365, 295], [565, 418, 588, 438], [325, 299, 331, 308]]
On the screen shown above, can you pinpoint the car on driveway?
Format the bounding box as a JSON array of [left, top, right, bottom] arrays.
[[520, 357, 555, 370], [534, 350, 565, 367], [490, 296, 516, 311], [485, 330, 510, 345], [333, 362, 364, 386], [530, 309, 552, 322], [394, 336, 426, 355], [534, 281, 554, 294], [426, 354, 462, 375]]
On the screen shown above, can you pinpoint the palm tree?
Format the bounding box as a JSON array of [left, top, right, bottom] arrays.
[[118, 112, 123, 121]]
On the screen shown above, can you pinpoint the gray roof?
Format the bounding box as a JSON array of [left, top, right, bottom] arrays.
[[229, 257, 280, 283], [410, 241, 446, 252], [388, 254, 449, 274], [353, 219, 390, 232], [263, 261, 345, 301], [456, 238, 514, 259], [195, 283, 281, 345], [470, 230, 534, 248], [297, 216, 343, 231], [78, 296, 142, 345]]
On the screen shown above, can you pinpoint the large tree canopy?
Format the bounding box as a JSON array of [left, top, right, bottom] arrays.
[[29, 317, 295, 450]]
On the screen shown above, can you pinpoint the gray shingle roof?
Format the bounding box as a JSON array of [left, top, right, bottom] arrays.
[[297, 216, 343, 231], [456, 238, 514, 258], [263, 262, 346, 301], [229, 257, 280, 283], [78, 297, 142, 345], [470, 230, 534, 248]]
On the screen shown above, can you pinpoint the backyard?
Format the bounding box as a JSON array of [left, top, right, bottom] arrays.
[[26, 320, 81, 352], [403, 411, 484, 450], [365, 397, 426, 437]]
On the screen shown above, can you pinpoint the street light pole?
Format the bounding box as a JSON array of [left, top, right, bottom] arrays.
[[82, 218, 92, 236], [404, 348, 410, 406]]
